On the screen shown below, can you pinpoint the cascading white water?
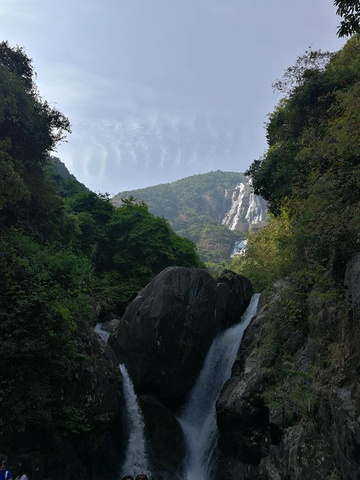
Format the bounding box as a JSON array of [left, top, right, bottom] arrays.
[[177, 294, 260, 480], [94, 323, 110, 343], [119, 364, 150, 478]]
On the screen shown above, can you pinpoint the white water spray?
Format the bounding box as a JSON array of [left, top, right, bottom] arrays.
[[120, 364, 150, 478], [177, 294, 260, 480], [94, 323, 110, 343]]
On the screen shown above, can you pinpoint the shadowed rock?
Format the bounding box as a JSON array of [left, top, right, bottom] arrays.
[[111, 266, 220, 401], [111, 266, 253, 402], [216, 269, 254, 329], [139, 394, 185, 477]]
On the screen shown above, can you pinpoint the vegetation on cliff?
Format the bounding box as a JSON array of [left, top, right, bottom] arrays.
[[112, 171, 249, 269], [224, 33, 360, 479], [231, 35, 360, 292], [0, 41, 203, 453], [230, 33, 360, 425]]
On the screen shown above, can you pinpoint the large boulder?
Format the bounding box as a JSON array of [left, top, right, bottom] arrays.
[[139, 394, 185, 478], [111, 266, 222, 402], [216, 270, 254, 328]]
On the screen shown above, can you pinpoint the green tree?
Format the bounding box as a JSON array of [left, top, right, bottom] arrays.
[[230, 211, 294, 291], [0, 41, 71, 239], [104, 198, 203, 307], [0, 229, 94, 436], [243, 37, 360, 289], [334, 0, 360, 37]]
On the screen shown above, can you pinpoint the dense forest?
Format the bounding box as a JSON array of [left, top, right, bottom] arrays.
[[0, 40, 203, 459], [230, 35, 360, 291]]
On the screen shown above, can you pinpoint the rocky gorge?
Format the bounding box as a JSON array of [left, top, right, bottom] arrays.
[[3, 30, 360, 480], [41, 252, 360, 480], [34, 265, 252, 479], [9, 250, 359, 480], [110, 266, 254, 478], [216, 253, 360, 480]]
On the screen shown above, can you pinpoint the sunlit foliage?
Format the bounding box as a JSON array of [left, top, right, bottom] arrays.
[[238, 37, 360, 290]]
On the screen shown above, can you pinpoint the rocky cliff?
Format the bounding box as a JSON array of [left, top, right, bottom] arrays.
[[27, 252, 360, 480], [222, 179, 267, 233], [110, 265, 253, 478], [216, 253, 360, 480]]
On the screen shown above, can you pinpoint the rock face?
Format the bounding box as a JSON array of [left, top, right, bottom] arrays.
[[40, 330, 124, 480], [216, 270, 254, 328], [111, 266, 253, 403], [221, 180, 268, 232], [139, 394, 186, 477], [216, 255, 360, 480]]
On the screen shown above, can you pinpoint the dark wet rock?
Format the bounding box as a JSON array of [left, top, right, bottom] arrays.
[[216, 269, 254, 328], [30, 329, 125, 480], [111, 266, 220, 401], [111, 266, 252, 403], [139, 394, 185, 477], [102, 316, 121, 333], [217, 376, 270, 466], [216, 256, 360, 480]]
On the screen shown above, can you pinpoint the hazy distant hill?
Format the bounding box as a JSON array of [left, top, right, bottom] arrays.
[[112, 170, 267, 268]]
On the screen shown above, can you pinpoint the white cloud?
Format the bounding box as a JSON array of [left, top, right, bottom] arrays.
[[1, 0, 347, 194], [56, 107, 260, 194]]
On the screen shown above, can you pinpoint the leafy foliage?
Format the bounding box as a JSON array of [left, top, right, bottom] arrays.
[[0, 41, 71, 240], [334, 0, 360, 37], [45, 156, 89, 198], [230, 210, 295, 291], [0, 41, 204, 449], [0, 229, 94, 435], [243, 38, 360, 292]]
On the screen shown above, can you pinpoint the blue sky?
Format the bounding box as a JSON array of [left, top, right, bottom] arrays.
[[0, 0, 346, 194]]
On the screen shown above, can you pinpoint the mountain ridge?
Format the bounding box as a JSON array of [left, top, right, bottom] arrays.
[[111, 170, 268, 268]]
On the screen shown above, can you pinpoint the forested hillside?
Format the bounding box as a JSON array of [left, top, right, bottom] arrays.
[[112, 171, 267, 269], [0, 41, 203, 465], [219, 33, 360, 480], [231, 35, 360, 291]]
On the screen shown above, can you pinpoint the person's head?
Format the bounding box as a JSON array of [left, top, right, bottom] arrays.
[[0, 454, 8, 472], [122, 476, 134, 480], [18, 454, 32, 476], [135, 475, 148, 480]]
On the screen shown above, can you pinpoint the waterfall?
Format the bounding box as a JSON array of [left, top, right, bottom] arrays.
[[94, 323, 110, 343], [119, 364, 150, 478], [177, 294, 260, 480], [230, 239, 248, 258]]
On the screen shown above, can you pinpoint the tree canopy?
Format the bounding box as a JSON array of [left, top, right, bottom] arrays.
[[238, 37, 360, 290], [334, 0, 360, 36], [0, 41, 204, 453]]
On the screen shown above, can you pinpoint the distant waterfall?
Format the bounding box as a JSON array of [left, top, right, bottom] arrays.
[[94, 323, 110, 343], [177, 294, 260, 480], [120, 364, 150, 478]]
